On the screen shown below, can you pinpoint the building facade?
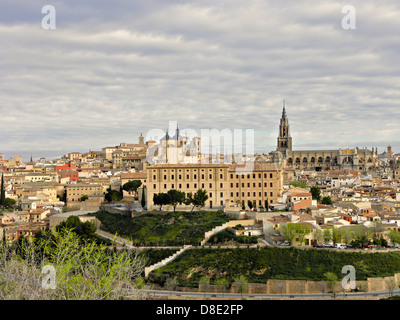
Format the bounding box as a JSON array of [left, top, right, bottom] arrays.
[[274, 104, 380, 171]]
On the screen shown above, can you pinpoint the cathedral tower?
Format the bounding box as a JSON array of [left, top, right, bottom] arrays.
[[276, 101, 292, 156]]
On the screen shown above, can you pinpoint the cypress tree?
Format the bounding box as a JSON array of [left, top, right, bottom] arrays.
[[0, 173, 5, 207], [141, 187, 146, 209]]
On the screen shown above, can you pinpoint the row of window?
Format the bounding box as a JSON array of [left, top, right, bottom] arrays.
[[153, 181, 274, 190], [152, 171, 275, 181]]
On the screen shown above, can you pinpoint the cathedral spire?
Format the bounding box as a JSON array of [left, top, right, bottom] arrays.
[[282, 100, 287, 119]]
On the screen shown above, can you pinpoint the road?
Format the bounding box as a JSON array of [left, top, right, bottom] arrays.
[[142, 288, 400, 300]]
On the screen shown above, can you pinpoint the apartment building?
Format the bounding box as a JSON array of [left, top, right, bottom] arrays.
[[66, 183, 104, 203]]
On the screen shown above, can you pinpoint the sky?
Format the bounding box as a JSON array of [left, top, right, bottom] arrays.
[[1, 0, 400, 161]]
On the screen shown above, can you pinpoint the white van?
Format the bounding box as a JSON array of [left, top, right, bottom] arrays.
[[335, 243, 346, 249]]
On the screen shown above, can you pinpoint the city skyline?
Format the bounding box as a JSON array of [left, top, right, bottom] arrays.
[[1, 0, 400, 159]]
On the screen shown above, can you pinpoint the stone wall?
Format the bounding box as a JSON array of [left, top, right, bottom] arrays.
[[194, 273, 400, 295]]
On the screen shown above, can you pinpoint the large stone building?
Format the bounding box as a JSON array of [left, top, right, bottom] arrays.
[[274, 104, 380, 171], [146, 162, 283, 210]]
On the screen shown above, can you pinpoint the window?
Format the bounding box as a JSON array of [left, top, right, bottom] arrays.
[[171, 175, 174, 179], [153, 175, 156, 180], [270, 173, 273, 178], [209, 192, 213, 198], [220, 192, 223, 198], [220, 183, 223, 188], [270, 182, 273, 188], [153, 184, 156, 189], [209, 183, 212, 188]]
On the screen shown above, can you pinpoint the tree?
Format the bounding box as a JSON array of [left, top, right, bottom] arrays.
[[247, 200, 253, 210], [280, 223, 296, 245], [153, 193, 170, 211], [141, 187, 146, 209], [123, 180, 142, 198], [164, 276, 178, 293], [310, 186, 321, 202], [321, 196, 333, 205], [324, 272, 339, 299], [215, 278, 230, 298], [289, 180, 308, 188], [167, 189, 186, 212], [313, 229, 324, 245], [331, 227, 343, 245], [80, 195, 88, 202], [0, 173, 5, 208], [295, 223, 311, 246], [185, 189, 208, 212], [0, 228, 147, 300], [388, 230, 400, 246], [234, 275, 248, 298], [241, 200, 245, 211], [105, 188, 123, 202], [199, 276, 210, 293], [3, 198, 16, 209], [323, 228, 332, 244]]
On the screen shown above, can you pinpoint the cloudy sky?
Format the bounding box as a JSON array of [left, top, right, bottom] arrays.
[[1, 0, 400, 161]]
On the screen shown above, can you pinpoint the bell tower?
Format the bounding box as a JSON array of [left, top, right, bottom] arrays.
[[277, 101, 292, 156]]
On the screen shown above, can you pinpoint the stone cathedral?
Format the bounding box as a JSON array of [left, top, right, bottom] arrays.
[[274, 103, 379, 171]]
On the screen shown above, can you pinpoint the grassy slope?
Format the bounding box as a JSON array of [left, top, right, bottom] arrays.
[[91, 210, 233, 246], [149, 247, 400, 287]]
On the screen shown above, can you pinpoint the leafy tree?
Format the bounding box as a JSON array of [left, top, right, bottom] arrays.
[[153, 193, 170, 211], [310, 186, 321, 202], [241, 200, 245, 211], [234, 275, 248, 298], [3, 198, 16, 209], [389, 230, 400, 246], [295, 223, 311, 246], [2, 228, 147, 300], [323, 229, 332, 244], [167, 189, 186, 212], [164, 276, 178, 292], [321, 196, 333, 205], [289, 180, 308, 188], [331, 227, 343, 245], [199, 276, 210, 292], [123, 180, 142, 197], [324, 272, 339, 298], [247, 200, 253, 210], [105, 188, 123, 202], [80, 195, 88, 202], [280, 223, 296, 245], [56, 215, 97, 242], [185, 189, 208, 212], [215, 278, 230, 297]]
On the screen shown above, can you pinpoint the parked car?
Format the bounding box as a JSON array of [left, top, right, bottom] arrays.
[[313, 244, 323, 248], [279, 241, 290, 246], [363, 244, 371, 248], [346, 244, 353, 248], [334, 243, 346, 249], [323, 243, 334, 248]]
